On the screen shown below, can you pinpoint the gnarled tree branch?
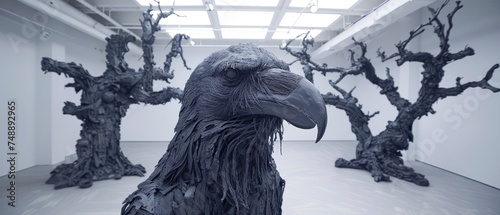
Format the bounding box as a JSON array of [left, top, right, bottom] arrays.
[[377, 0, 457, 66], [280, 32, 354, 83], [437, 64, 500, 98], [140, 1, 184, 92]]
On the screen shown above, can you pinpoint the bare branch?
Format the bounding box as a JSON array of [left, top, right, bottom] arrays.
[[377, 47, 400, 62], [322, 87, 374, 143], [442, 1, 464, 56], [145, 87, 183, 105], [280, 34, 309, 61], [394, 51, 434, 66], [364, 65, 412, 110], [152, 1, 184, 30], [165, 34, 192, 70], [351, 37, 367, 58], [152, 67, 174, 83], [437, 64, 500, 99], [280, 31, 371, 83], [329, 80, 351, 98], [377, 0, 456, 66], [367, 111, 380, 119], [348, 86, 357, 96], [287, 59, 299, 66], [443, 46, 474, 63], [455, 76, 463, 86], [140, 3, 185, 92], [41, 57, 95, 84], [397, 27, 428, 54]]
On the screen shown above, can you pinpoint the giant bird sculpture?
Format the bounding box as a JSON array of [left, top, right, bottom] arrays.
[[122, 43, 327, 215]]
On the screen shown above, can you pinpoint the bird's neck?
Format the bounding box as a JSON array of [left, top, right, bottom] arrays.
[[200, 115, 283, 168], [199, 116, 284, 203], [155, 115, 284, 207]]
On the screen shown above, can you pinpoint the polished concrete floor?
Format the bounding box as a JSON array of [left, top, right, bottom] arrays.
[[1, 141, 499, 215]]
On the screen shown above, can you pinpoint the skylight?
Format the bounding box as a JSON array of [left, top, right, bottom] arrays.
[[154, 11, 211, 26], [289, 0, 359, 9], [135, 0, 203, 6], [220, 28, 268, 39], [214, 0, 280, 7], [272, 28, 322, 40], [218, 11, 274, 26], [279, 12, 340, 27], [165, 28, 216, 39]]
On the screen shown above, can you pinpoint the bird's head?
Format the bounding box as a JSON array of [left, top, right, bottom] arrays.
[[178, 43, 327, 142]]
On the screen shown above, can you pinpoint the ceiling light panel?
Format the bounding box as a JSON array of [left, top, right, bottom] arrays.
[[136, 0, 203, 6], [289, 0, 359, 9], [154, 11, 211, 25], [165, 28, 216, 39], [272, 28, 322, 40], [279, 12, 340, 27], [214, 0, 280, 7], [218, 11, 274, 26], [220, 28, 268, 39]]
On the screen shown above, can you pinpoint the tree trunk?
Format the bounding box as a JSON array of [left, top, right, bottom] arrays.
[[46, 88, 145, 189]]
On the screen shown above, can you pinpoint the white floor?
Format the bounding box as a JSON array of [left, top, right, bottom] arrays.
[[1, 141, 499, 215]]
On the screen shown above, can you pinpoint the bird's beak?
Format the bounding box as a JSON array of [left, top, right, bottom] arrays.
[[245, 68, 327, 143]]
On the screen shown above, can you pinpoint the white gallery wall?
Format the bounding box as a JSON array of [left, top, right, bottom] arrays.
[[0, 5, 39, 178], [1, 0, 499, 189]]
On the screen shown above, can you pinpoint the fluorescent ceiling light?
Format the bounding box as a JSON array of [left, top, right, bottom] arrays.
[[153, 11, 211, 25], [218, 11, 274, 26], [279, 12, 340, 27], [165, 28, 216, 39], [272, 28, 322, 40], [220, 28, 268, 39], [136, 0, 203, 6], [214, 0, 280, 7], [289, 0, 359, 9]]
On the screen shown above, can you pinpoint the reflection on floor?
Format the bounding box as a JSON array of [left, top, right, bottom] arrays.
[[1, 141, 499, 215]]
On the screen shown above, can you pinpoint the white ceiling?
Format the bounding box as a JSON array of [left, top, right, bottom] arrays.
[[67, 0, 387, 47]]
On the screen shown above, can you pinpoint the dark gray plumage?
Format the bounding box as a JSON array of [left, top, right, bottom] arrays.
[[121, 43, 327, 215]]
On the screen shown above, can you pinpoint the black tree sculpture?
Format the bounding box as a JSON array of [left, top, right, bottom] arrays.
[[281, 0, 499, 186], [121, 43, 327, 215], [41, 3, 191, 189]]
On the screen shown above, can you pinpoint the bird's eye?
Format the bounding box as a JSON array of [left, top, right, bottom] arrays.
[[225, 69, 238, 80]]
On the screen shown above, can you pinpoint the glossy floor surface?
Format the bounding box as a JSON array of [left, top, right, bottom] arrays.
[[1, 141, 499, 215]]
